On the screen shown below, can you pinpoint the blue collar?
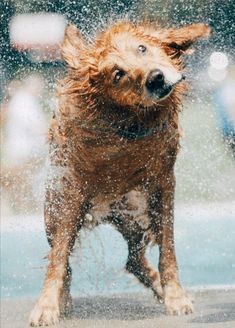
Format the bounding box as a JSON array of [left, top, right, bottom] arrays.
[[113, 121, 167, 140]]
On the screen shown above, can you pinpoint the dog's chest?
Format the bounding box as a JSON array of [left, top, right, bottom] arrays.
[[81, 130, 178, 193]]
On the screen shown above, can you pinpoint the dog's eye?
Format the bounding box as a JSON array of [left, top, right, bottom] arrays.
[[114, 69, 125, 84], [138, 45, 147, 53]]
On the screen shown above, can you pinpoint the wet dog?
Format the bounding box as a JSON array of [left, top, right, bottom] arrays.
[[29, 20, 210, 326]]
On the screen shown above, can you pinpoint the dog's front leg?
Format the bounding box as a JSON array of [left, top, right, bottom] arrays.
[[29, 177, 85, 326], [149, 171, 193, 315]]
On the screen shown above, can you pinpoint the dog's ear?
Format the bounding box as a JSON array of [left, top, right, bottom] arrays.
[[61, 24, 86, 68], [160, 23, 211, 55]]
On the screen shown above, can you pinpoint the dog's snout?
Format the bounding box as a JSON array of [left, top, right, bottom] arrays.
[[145, 69, 165, 93]]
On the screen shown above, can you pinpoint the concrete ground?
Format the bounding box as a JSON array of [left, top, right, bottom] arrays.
[[1, 289, 235, 328]]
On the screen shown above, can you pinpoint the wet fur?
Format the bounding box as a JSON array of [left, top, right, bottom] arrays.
[[29, 20, 210, 326]]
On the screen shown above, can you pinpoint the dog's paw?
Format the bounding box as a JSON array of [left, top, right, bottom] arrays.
[[164, 283, 194, 316], [29, 297, 60, 326]]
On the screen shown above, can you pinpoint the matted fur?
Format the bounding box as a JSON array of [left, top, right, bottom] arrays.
[[29, 20, 210, 326]]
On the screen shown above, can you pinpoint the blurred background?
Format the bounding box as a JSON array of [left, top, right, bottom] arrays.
[[1, 0, 235, 299]]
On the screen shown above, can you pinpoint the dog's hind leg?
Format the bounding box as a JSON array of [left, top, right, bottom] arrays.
[[106, 192, 163, 300], [125, 234, 163, 301], [29, 176, 86, 326]]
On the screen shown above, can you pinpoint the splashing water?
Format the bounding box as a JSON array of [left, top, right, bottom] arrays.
[[1, 0, 235, 301]]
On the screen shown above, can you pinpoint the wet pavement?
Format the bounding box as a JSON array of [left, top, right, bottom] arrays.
[[1, 289, 235, 328]]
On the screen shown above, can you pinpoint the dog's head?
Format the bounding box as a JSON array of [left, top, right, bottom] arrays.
[[62, 21, 210, 110]]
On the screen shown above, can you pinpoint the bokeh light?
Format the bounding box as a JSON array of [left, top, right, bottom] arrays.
[[209, 51, 229, 70]]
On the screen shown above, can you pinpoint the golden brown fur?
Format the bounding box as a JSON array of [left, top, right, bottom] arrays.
[[29, 20, 210, 326]]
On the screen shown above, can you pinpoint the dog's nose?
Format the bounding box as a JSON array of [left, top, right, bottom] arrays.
[[146, 69, 165, 93]]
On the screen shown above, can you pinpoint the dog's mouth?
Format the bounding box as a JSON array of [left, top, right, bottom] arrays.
[[144, 69, 185, 102], [149, 84, 173, 100]]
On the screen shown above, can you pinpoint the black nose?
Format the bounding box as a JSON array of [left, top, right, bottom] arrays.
[[145, 69, 165, 93]]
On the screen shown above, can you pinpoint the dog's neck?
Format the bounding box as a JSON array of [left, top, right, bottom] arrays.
[[96, 100, 178, 140], [57, 87, 181, 141]]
